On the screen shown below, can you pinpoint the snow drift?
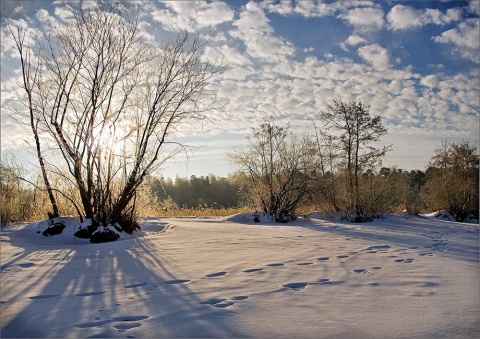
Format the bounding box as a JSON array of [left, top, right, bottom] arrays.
[[1, 213, 478, 338]]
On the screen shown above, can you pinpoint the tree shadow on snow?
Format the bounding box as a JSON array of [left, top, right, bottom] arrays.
[[1, 229, 246, 338]]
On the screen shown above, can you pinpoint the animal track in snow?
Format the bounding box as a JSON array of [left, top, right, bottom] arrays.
[[199, 298, 226, 305], [28, 294, 59, 300], [76, 291, 106, 297], [75, 316, 149, 329], [124, 282, 148, 288], [243, 268, 263, 273], [353, 269, 369, 274], [266, 263, 284, 267], [18, 263, 35, 268], [419, 252, 434, 257], [283, 282, 308, 290], [297, 262, 313, 266], [394, 258, 414, 263], [364, 245, 391, 251], [199, 296, 243, 309], [232, 295, 248, 300], [337, 255, 349, 259], [164, 279, 190, 284], [206, 272, 227, 278], [114, 322, 142, 331], [317, 257, 330, 261]]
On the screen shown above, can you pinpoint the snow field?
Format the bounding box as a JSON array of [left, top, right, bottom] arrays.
[[1, 214, 478, 338]]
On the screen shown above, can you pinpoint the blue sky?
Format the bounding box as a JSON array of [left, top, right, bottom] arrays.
[[1, 0, 479, 179]]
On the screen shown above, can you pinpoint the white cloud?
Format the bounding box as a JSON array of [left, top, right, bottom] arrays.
[[339, 35, 367, 52], [263, 0, 380, 18], [387, 4, 463, 30], [468, 0, 480, 15], [358, 43, 390, 70], [203, 45, 252, 66], [36, 9, 50, 22], [303, 47, 314, 53], [264, 0, 339, 17], [230, 1, 295, 63], [152, 1, 234, 32], [345, 35, 367, 46], [340, 7, 384, 31], [421, 74, 439, 88], [434, 18, 480, 63]]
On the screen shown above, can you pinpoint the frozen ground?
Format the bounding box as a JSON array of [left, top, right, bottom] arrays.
[[1, 213, 479, 338]]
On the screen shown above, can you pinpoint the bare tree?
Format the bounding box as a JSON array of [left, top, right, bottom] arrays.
[[6, 1, 223, 240], [8, 24, 59, 219], [320, 100, 390, 221], [230, 118, 317, 222], [424, 140, 479, 221]]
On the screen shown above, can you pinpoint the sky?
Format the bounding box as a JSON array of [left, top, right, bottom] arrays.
[[1, 0, 479, 179]]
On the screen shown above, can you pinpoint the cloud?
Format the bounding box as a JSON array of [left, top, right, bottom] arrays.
[[468, 0, 480, 15], [152, 1, 234, 32], [263, 0, 381, 18], [203, 45, 252, 66], [387, 4, 462, 30], [420, 74, 439, 88], [340, 34, 368, 51], [230, 2, 295, 63], [358, 43, 390, 70], [345, 35, 367, 46], [263, 0, 344, 17], [433, 18, 480, 63], [339, 7, 384, 31]]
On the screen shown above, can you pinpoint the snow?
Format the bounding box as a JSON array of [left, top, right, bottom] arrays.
[[1, 213, 479, 338]]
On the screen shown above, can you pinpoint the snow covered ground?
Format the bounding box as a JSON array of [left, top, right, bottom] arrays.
[[1, 213, 479, 338]]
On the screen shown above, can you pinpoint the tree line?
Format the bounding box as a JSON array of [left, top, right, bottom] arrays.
[[2, 1, 478, 242], [230, 101, 479, 223]]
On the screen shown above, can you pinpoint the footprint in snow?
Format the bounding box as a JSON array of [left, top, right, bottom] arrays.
[[76, 291, 106, 297], [353, 269, 369, 274], [199, 298, 237, 308], [114, 322, 142, 331], [28, 294, 59, 300], [206, 272, 227, 278], [364, 245, 391, 251], [395, 258, 414, 263], [418, 252, 434, 257], [199, 298, 226, 305], [283, 282, 308, 290], [164, 279, 190, 284], [18, 263, 35, 268], [75, 316, 149, 329], [124, 282, 148, 288], [337, 255, 349, 259], [297, 262, 313, 266], [232, 295, 248, 300], [266, 263, 284, 267], [318, 279, 344, 285], [317, 257, 330, 261], [243, 268, 263, 273]]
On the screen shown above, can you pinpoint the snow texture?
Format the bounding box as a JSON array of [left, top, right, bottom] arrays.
[[1, 213, 479, 338]]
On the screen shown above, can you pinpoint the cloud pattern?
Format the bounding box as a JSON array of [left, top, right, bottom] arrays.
[[1, 0, 478, 173]]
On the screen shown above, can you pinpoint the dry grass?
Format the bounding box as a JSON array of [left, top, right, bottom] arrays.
[[144, 206, 252, 217]]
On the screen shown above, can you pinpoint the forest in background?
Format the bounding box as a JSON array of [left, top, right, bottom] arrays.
[[2, 141, 478, 225]]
